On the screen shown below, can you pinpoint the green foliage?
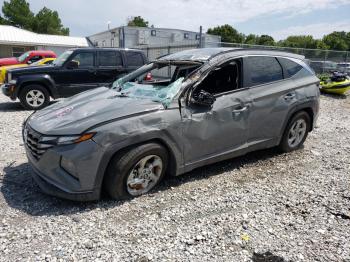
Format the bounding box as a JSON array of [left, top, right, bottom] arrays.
[[0, 0, 69, 35], [244, 34, 258, 45], [32, 7, 69, 35], [127, 16, 149, 27], [278, 35, 320, 49], [207, 23, 350, 51], [207, 24, 244, 43], [322, 31, 349, 51], [1, 0, 34, 30], [257, 35, 275, 46]]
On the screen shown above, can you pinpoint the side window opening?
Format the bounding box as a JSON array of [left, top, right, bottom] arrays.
[[195, 60, 242, 95], [70, 52, 94, 68], [98, 51, 122, 67], [243, 56, 283, 87], [278, 57, 312, 79], [126, 52, 144, 67]]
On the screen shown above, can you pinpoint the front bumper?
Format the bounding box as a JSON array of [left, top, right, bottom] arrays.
[[1, 83, 16, 100], [25, 135, 105, 201], [30, 165, 101, 201]]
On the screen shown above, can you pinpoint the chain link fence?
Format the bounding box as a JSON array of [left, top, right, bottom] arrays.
[[132, 40, 350, 75]]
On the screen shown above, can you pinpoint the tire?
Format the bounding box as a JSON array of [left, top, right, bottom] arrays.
[[279, 111, 311, 152], [19, 84, 50, 110], [104, 143, 169, 200]]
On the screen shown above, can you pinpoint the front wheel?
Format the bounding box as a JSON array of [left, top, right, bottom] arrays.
[[19, 85, 50, 110], [279, 111, 311, 152], [104, 143, 168, 200]]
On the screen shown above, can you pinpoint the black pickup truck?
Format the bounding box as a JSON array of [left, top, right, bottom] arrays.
[[1, 48, 148, 110]]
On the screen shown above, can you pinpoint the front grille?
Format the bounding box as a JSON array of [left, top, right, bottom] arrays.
[[24, 125, 53, 160]]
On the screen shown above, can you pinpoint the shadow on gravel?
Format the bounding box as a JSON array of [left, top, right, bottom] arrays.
[[321, 93, 348, 100], [1, 147, 282, 217], [0, 100, 57, 112], [0, 101, 24, 112], [252, 251, 288, 262]]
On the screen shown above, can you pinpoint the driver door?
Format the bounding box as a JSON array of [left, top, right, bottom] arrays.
[[181, 59, 251, 167]]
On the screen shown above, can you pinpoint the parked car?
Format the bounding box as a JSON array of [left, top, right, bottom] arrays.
[[0, 50, 56, 67], [337, 62, 350, 74], [309, 60, 337, 74], [1, 48, 148, 110], [22, 48, 320, 201], [0, 58, 55, 84]]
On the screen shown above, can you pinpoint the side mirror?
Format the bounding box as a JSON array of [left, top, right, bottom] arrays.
[[27, 60, 32, 65], [191, 90, 216, 107], [66, 60, 79, 69]]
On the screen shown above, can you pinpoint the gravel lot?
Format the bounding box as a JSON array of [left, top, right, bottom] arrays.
[[0, 93, 349, 262]]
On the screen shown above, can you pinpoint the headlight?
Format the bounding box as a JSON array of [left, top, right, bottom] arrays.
[[40, 132, 96, 146], [9, 79, 17, 85]]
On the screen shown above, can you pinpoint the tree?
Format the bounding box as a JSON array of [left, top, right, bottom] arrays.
[[207, 24, 244, 43], [278, 35, 320, 49], [322, 32, 349, 51], [256, 35, 275, 46], [1, 0, 34, 29], [244, 34, 258, 45], [127, 16, 149, 27], [32, 7, 69, 35], [0, 0, 69, 35]]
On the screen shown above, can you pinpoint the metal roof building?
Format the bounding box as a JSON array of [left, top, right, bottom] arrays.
[[0, 25, 90, 58]]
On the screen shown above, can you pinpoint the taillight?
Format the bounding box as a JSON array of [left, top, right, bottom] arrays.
[[144, 72, 152, 81]]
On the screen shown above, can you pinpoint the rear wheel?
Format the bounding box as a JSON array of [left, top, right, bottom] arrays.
[[19, 84, 50, 110], [104, 143, 168, 200], [279, 111, 311, 152]]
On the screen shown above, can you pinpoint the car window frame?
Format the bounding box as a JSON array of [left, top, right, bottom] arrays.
[[243, 55, 285, 88], [124, 51, 146, 68], [97, 50, 123, 68], [64, 50, 96, 69], [190, 57, 248, 99]]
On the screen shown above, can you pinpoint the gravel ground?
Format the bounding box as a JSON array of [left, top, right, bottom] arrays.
[[0, 93, 349, 262]]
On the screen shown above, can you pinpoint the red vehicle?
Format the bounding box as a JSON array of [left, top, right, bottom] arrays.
[[0, 50, 56, 67]]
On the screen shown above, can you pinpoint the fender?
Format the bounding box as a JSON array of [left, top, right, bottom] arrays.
[[277, 99, 319, 144], [15, 74, 59, 99], [92, 130, 183, 192]]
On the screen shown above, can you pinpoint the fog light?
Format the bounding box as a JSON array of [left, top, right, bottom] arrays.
[[60, 157, 78, 179]]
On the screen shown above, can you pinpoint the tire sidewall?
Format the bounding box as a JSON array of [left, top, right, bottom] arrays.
[[105, 144, 168, 200], [280, 111, 311, 152], [19, 85, 50, 110]]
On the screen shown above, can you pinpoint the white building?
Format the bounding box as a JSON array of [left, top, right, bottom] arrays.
[[0, 25, 90, 58], [88, 26, 221, 48]]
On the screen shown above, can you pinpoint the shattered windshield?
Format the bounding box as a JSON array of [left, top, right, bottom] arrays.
[[112, 62, 200, 107]]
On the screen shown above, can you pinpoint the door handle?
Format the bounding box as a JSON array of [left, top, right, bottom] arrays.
[[88, 69, 97, 74], [284, 93, 295, 100], [232, 106, 248, 114]]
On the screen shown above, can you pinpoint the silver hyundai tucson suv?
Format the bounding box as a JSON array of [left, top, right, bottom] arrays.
[[22, 48, 320, 201]]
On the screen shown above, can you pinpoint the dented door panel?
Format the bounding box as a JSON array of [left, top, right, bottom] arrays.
[[248, 79, 299, 145], [182, 89, 251, 166]]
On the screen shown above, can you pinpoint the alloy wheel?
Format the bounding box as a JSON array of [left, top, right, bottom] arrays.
[[26, 90, 45, 108], [287, 119, 307, 148], [126, 155, 163, 196]]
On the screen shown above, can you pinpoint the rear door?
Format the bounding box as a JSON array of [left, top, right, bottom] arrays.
[[95, 50, 125, 86], [124, 51, 146, 73], [56, 50, 98, 97], [244, 56, 297, 147]]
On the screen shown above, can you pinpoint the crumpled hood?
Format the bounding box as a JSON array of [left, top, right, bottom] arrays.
[[0, 57, 19, 66], [28, 87, 164, 135]]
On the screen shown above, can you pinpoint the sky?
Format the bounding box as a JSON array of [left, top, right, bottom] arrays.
[[0, 0, 350, 40]]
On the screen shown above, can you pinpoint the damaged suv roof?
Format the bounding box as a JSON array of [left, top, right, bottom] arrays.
[[158, 47, 305, 62]]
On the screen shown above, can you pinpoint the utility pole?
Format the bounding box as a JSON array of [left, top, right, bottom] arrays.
[[199, 26, 203, 48]]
